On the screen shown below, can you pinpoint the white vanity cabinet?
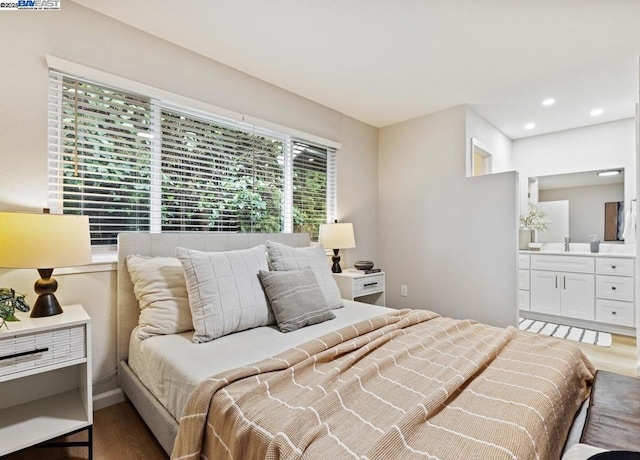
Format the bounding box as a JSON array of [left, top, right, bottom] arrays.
[[520, 251, 635, 334], [529, 255, 595, 320]]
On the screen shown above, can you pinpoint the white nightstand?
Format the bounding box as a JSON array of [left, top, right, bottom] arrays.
[[0, 304, 92, 457], [333, 271, 385, 306]]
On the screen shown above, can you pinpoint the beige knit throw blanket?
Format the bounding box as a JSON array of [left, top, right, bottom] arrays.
[[172, 309, 594, 460]]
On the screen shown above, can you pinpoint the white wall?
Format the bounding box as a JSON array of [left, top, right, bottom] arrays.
[[466, 107, 513, 175], [378, 105, 518, 328], [512, 118, 636, 213], [0, 2, 379, 397]]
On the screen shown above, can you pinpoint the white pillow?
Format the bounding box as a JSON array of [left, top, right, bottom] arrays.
[[176, 245, 273, 343], [126, 255, 193, 340], [265, 241, 343, 309]]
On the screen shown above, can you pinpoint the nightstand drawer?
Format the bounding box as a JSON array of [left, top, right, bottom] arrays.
[[0, 325, 86, 378], [353, 274, 384, 296]]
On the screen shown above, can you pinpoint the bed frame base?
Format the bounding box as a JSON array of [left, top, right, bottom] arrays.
[[115, 232, 588, 457], [119, 360, 178, 455]]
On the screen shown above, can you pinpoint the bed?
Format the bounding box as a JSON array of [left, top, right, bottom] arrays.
[[117, 232, 595, 459]]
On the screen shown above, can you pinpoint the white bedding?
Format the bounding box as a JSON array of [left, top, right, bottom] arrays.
[[129, 300, 393, 419]]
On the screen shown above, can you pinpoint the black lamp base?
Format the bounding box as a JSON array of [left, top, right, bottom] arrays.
[[331, 249, 342, 273], [31, 293, 63, 317], [31, 268, 63, 317]]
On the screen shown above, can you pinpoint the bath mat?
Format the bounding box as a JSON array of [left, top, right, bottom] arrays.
[[519, 318, 612, 347]]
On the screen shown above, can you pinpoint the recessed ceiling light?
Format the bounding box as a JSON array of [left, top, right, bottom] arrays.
[[542, 98, 556, 107], [597, 169, 621, 177], [590, 108, 603, 116], [524, 123, 535, 130]]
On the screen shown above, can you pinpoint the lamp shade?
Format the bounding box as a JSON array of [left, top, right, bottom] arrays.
[[318, 222, 356, 249], [0, 212, 91, 269]]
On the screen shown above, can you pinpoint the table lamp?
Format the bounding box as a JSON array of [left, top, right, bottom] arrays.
[[318, 221, 356, 273], [0, 212, 91, 317]]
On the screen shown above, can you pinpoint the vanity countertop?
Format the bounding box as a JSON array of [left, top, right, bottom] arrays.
[[519, 250, 635, 259], [519, 242, 636, 259]]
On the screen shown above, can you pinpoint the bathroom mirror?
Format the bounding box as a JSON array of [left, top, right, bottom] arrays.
[[535, 168, 625, 243]]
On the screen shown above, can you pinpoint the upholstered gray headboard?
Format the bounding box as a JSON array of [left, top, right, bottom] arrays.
[[116, 232, 310, 363]]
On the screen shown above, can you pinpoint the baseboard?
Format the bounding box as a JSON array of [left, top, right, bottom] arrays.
[[93, 388, 125, 411]]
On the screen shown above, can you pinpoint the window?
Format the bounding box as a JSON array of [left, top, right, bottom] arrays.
[[48, 71, 336, 245]]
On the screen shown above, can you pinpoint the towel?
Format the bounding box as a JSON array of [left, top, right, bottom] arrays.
[[622, 204, 636, 243]]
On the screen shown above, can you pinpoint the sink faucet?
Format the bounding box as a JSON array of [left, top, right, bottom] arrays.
[[564, 237, 571, 252]]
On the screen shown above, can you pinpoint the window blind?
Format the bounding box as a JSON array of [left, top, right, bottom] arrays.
[[48, 71, 337, 246], [48, 72, 153, 245], [292, 141, 334, 241], [160, 109, 285, 233]]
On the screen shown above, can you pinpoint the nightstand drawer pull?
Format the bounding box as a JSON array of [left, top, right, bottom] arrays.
[[0, 347, 49, 361], [363, 282, 378, 287]]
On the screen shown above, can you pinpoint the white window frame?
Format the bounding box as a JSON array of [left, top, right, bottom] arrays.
[[47, 58, 339, 245]]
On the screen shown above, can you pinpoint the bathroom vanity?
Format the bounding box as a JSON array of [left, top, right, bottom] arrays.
[[519, 244, 636, 336]]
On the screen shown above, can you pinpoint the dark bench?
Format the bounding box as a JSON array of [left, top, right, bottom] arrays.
[[581, 370, 640, 451]]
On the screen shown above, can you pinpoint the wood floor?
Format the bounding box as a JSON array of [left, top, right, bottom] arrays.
[[3, 334, 637, 460], [574, 333, 638, 377]]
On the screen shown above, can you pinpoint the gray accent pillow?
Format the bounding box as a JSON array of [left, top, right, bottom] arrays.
[[258, 269, 335, 332], [266, 241, 343, 309], [176, 245, 273, 343]]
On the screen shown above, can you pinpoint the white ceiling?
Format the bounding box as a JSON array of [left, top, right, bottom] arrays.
[[72, 0, 640, 139]]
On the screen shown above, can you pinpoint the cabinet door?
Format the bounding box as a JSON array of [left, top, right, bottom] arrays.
[[518, 290, 530, 311], [530, 271, 561, 315], [561, 272, 595, 320]]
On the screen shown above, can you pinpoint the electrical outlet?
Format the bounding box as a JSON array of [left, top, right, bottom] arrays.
[[401, 285, 408, 297]]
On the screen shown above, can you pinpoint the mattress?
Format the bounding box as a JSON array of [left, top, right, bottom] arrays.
[[128, 300, 392, 419]]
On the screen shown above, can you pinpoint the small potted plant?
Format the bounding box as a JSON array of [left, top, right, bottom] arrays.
[[519, 203, 551, 249], [0, 288, 30, 330]]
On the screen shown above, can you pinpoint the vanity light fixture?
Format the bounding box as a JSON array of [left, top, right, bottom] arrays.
[[597, 169, 621, 177], [524, 123, 535, 130], [541, 98, 556, 107], [590, 108, 603, 116]]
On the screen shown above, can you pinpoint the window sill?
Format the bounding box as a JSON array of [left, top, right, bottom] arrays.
[[55, 250, 117, 275]]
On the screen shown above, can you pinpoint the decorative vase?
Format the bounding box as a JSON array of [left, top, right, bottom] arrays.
[[519, 229, 532, 250]]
